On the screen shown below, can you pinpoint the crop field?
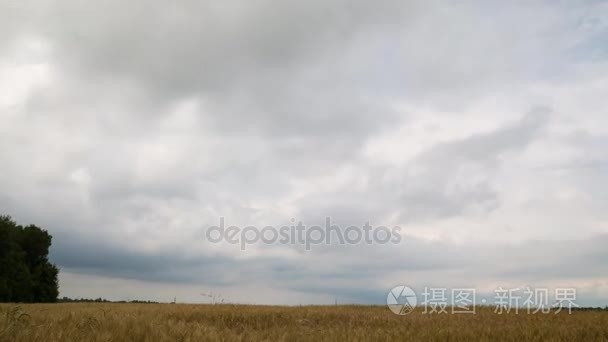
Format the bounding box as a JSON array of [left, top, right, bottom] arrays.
[[1, 303, 607, 341]]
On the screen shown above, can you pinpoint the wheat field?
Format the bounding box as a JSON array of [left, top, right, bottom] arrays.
[[1, 303, 607, 341]]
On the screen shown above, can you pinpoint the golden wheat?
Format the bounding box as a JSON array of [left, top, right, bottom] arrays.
[[0, 303, 607, 341]]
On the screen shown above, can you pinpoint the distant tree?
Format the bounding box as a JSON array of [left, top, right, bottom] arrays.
[[0, 215, 59, 302]]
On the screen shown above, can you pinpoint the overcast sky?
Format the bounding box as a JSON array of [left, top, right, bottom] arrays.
[[1, 0, 608, 305]]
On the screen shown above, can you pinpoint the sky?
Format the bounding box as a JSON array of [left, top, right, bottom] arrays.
[[1, 0, 608, 306]]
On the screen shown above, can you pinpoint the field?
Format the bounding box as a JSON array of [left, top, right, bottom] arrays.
[[1, 303, 608, 341]]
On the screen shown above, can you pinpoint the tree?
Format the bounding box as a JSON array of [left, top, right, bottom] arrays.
[[0, 215, 59, 302]]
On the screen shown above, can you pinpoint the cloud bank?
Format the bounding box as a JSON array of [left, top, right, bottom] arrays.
[[1, 0, 608, 304]]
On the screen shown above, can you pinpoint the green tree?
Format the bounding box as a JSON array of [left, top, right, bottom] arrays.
[[0, 215, 59, 302]]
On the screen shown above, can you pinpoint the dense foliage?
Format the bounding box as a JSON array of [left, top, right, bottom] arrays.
[[0, 215, 59, 302]]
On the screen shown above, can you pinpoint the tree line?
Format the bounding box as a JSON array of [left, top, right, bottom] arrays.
[[58, 297, 161, 304], [0, 215, 59, 302]]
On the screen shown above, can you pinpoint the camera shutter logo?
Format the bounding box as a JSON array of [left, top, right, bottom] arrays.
[[387, 286, 417, 315]]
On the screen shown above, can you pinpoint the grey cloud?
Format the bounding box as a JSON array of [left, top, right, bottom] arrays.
[[417, 108, 550, 166], [51, 236, 235, 285], [390, 108, 550, 221], [294, 109, 550, 225], [491, 235, 608, 281], [1, 0, 608, 304], [27, 206, 608, 307]]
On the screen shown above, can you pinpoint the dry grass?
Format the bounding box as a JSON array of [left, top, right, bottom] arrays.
[[1, 303, 607, 341]]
